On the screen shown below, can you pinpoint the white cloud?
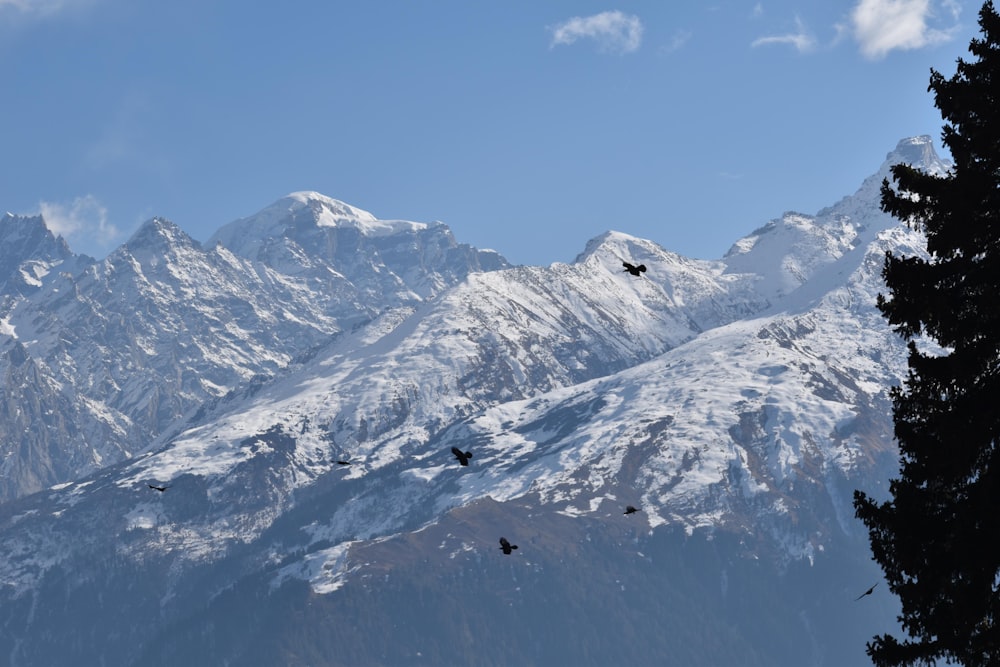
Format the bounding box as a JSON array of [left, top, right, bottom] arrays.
[[38, 195, 120, 250], [549, 10, 644, 54], [850, 0, 959, 59], [941, 0, 962, 21], [751, 16, 816, 53]]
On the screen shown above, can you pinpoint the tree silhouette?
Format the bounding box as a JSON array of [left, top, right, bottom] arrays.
[[854, 3, 1000, 665]]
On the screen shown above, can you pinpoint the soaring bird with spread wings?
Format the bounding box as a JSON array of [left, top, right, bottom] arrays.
[[499, 537, 518, 555], [451, 446, 473, 466], [854, 583, 877, 600], [622, 261, 647, 277]]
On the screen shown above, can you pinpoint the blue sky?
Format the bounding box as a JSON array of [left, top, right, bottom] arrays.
[[0, 0, 978, 265]]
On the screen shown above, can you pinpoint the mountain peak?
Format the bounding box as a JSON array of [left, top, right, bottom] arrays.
[[207, 192, 431, 258], [281, 191, 380, 226], [126, 216, 196, 247], [0, 212, 79, 289], [2, 211, 49, 243], [573, 230, 657, 265], [116, 217, 200, 265], [884, 135, 950, 175]]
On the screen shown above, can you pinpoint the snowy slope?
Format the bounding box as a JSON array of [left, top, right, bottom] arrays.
[[0, 198, 510, 501], [110, 228, 775, 510], [723, 134, 949, 303], [250, 217, 917, 594], [0, 136, 943, 665]]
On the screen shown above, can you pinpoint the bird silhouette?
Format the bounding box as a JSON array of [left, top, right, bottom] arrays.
[[334, 460, 351, 465], [499, 537, 518, 555], [451, 446, 473, 466], [855, 583, 878, 600], [147, 484, 170, 492], [622, 261, 647, 276], [624, 505, 639, 515]]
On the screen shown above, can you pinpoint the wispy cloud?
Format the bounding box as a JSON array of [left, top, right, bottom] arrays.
[[549, 10, 644, 54], [0, 0, 48, 11], [659, 29, 692, 55], [849, 0, 960, 59], [751, 16, 816, 53], [0, 0, 94, 20], [38, 195, 120, 250]]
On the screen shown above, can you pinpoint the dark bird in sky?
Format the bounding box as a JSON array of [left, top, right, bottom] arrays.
[[855, 583, 878, 600], [147, 484, 170, 492], [334, 460, 351, 465], [499, 537, 518, 555], [622, 261, 647, 276], [624, 505, 639, 515], [451, 446, 473, 466]]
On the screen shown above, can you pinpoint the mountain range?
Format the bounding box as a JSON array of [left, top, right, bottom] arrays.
[[0, 136, 946, 665]]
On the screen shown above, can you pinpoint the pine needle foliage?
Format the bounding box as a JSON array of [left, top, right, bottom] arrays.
[[854, 3, 1000, 665]]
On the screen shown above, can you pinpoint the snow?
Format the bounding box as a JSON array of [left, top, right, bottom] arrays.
[[116, 425, 256, 488], [0, 137, 944, 605], [209, 191, 428, 256], [403, 465, 447, 483], [19, 263, 49, 287], [125, 503, 162, 530]]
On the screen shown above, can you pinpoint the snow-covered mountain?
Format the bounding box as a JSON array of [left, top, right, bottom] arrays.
[[0, 213, 91, 300], [0, 137, 946, 665], [0, 196, 508, 501]]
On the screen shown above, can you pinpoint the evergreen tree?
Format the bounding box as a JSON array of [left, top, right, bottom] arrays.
[[853, 3, 1000, 665]]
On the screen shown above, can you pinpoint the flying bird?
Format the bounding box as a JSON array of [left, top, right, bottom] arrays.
[[622, 261, 647, 277], [334, 460, 351, 465], [855, 583, 878, 600], [451, 446, 473, 466], [624, 505, 639, 515], [147, 484, 170, 492], [499, 537, 518, 555]]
